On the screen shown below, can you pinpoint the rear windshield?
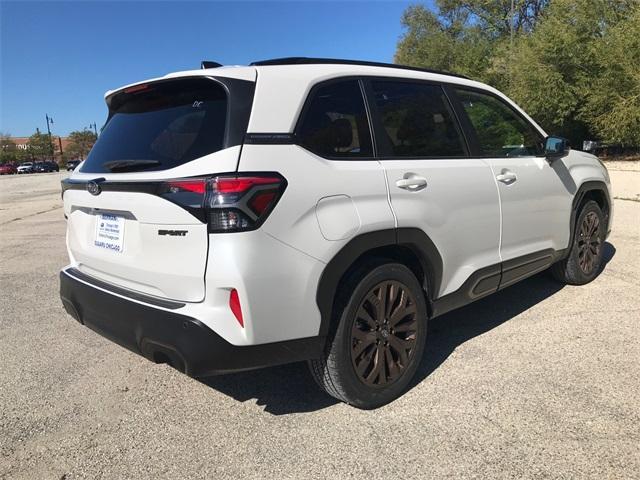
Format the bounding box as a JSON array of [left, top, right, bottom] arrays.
[[81, 78, 227, 173]]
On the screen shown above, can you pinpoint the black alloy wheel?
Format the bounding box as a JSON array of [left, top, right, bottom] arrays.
[[577, 211, 602, 274], [350, 281, 418, 387], [550, 200, 606, 285], [308, 261, 427, 409]]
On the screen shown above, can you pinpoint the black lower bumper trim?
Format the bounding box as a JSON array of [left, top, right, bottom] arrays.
[[60, 270, 324, 377], [66, 267, 185, 310]]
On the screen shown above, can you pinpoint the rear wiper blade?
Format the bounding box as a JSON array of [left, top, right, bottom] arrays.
[[102, 159, 161, 172]]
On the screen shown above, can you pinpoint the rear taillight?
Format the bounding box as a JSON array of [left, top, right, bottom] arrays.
[[159, 174, 286, 232]]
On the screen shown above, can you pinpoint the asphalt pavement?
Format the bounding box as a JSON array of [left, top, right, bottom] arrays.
[[0, 167, 638, 479]]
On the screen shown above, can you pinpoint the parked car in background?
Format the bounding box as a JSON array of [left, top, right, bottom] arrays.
[[0, 163, 18, 175], [34, 161, 60, 173], [17, 162, 35, 174], [66, 160, 81, 171]]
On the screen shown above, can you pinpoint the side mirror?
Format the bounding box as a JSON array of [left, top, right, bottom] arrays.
[[544, 136, 570, 160]]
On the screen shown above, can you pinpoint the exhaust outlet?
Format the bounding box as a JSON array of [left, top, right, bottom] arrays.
[[140, 340, 186, 374]]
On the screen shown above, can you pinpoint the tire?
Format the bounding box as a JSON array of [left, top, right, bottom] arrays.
[[309, 261, 428, 409], [551, 200, 606, 285]]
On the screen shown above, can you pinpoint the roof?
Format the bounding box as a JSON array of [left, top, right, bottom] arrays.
[[106, 58, 471, 99]]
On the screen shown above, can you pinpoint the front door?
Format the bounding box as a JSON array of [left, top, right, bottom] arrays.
[[453, 88, 574, 264]]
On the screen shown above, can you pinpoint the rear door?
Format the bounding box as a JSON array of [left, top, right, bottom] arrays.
[[63, 75, 254, 302], [368, 79, 501, 298]]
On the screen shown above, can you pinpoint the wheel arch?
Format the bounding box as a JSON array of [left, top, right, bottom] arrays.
[[316, 228, 443, 337], [569, 181, 611, 247]]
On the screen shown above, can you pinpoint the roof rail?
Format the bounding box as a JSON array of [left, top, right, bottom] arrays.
[[249, 57, 469, 80]]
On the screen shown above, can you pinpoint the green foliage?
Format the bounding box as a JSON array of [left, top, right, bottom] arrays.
[[582, 6, 640, 146], [506, 0, 637, 144], [27, 130, 53, 161], [395, 0, 640, 146], [65, 130, 98, 160], [0, 133, 23, 163], [395, 1, 547, 78], [437, 0, 548, 36], [394, 4, 494, 79]]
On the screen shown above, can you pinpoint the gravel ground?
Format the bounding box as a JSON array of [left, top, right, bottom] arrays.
[[604, 159, 640, 202], [0, 169, 638, 479]]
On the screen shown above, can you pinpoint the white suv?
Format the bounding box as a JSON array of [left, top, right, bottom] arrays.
[[60, 58, 612, 408]]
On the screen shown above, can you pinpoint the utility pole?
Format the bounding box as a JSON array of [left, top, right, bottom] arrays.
[[509, 0, 515, 86], [58, 137, 64, 160], [510, 0, 515, 47], [45, 114, 55, 159], [512, 0, 516, 41]]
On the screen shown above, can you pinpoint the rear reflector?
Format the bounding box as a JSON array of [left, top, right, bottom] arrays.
[[229, 289, 244, 327], [159, 173, 286, 233]]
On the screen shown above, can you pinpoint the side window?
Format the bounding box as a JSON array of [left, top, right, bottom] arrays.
[[455, 89, 544, 157], [297, 80, 373, 158], [371, 80, 466, 158]]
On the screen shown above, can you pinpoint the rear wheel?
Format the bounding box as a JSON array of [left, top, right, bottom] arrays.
[[309, 262, 427, 409], [551, 200, 606, 285]]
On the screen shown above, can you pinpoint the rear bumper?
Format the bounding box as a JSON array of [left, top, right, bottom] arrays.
[[59, 269, 323, 377]]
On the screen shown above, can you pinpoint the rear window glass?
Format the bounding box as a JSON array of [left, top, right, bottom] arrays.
[[371, 81, 466, 158], [297, 80, 373, 158], [81, 78, 227, 173]]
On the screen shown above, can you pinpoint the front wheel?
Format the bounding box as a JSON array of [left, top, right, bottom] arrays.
[[551, 200, 606, 285], [309, 262, 428, 409]]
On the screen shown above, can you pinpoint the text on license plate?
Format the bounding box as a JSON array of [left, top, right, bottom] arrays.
[[94, 214, 125, 253]]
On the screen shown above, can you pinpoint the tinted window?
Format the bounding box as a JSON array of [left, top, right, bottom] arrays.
[[455, 89, 544, 157], [298, 80, 373, 158], [371, 81, 466, 158], [81, 78, 227, 173]]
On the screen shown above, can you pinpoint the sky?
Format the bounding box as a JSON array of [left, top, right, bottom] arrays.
[[0, 0, 420, 137]]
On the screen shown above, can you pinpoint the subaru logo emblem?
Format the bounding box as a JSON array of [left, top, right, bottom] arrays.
[[87, 180, 101, 196]]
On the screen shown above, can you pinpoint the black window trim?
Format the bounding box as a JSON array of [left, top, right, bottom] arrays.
[[359, 78, 378, 158], [271, 75, 547, 162], [447, 85, 547, 159]]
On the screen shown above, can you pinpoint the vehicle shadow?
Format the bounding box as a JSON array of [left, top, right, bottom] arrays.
[[201, 360, 339, 414], [201, 243, 615, 415]]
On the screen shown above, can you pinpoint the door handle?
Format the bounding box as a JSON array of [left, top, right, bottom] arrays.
[[496, 169, 517, 185], [396, 174, 427, 191]]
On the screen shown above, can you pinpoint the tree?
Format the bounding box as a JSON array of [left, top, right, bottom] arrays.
[[0, 133, 23, 163], [1, 133, 16, 154], [395, 0, 640, 146], [582, 7, 640, 146], [437, 0, 548, 37], [506, 0, 638, 144], [27, 130, 52, 161], [65, 130, 98, 161], [395, 4, 494, 79]]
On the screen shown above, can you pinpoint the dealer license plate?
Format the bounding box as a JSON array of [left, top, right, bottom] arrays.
[[94, 214, 125, 253]]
